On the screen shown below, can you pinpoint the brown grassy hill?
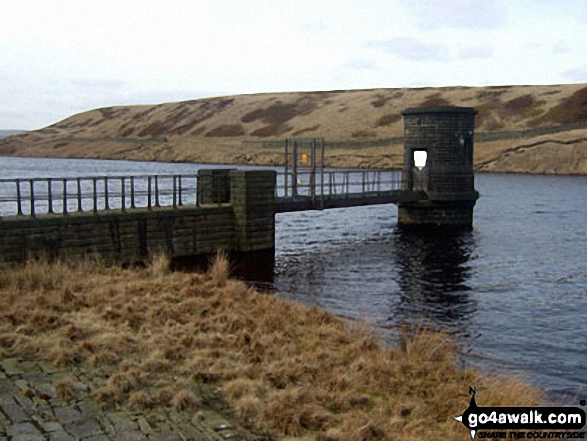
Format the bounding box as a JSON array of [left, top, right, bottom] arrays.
[[2, 84, 587, 174]]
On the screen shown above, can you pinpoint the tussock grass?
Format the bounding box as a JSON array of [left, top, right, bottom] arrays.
[[0, 255, 542, 440], [54, 377, 78, 402]]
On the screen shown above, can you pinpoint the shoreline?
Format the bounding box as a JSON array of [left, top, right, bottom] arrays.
[[0, 255, 544, 440], [2, 153, 587, 177]]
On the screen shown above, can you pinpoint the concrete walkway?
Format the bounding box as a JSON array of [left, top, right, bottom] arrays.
[[0, 358, 258, 441]]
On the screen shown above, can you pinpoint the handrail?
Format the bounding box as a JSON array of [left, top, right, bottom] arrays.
[[0, 174, 223, 218], [0, 170, 405, 217], [276, 170, 403, 200]]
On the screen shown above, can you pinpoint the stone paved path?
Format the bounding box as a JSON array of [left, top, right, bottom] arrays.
[[0, 358, 259, 441]]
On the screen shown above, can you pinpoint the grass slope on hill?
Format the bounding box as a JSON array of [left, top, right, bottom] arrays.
[[2, 84, 587, 174]]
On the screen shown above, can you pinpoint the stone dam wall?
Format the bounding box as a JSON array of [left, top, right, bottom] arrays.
[[0, 170, 276, 266]]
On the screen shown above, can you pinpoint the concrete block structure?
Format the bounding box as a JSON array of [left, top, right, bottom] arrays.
[[0, 170, 277, 266], [398, 106, 478, 228]]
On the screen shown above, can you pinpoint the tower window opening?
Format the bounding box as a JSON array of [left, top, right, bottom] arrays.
[[413, 150, 428, 170]]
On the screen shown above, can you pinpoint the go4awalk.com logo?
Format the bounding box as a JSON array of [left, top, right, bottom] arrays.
[[454, 388, 586, 440]]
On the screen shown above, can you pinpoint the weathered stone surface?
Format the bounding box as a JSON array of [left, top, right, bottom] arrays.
[[6, 422, 44, 441], [0, 170, 280, 266], [0, 397, 29, 423], [54, 407, 83, 425], [0, 357, 256, 440], [399, 107, 478, 227], [48, 429, 76, 441], [64, 418, 104, 439]]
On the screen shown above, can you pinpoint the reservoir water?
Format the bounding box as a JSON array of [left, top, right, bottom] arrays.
[[1, 156, 586, 403]]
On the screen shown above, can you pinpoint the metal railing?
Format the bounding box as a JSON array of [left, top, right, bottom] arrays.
[[0, 170, 405, 217], [0, 174, 219, 217], [276, 169, 403, 201]]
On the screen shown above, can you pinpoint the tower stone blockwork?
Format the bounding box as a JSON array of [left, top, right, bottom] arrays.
[[398, 107, 478, 228]]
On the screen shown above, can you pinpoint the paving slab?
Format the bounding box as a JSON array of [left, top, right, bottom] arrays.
[[0, 356, 261, 440]]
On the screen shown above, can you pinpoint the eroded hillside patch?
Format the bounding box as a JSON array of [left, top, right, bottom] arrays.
[[375, 114, 401, 127], [205, 124, 246, 137], [530, 86, 587, 125], [419, 93, 452, 107]]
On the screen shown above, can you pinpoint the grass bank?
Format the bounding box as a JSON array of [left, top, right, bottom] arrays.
[[0, 255, 542, 440]]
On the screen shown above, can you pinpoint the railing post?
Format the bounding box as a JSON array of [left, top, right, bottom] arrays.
[[93, 178, 98, 213], [178, 176, 183, 206], [362, 171, 366, 196], [345, 172, 350, 198], [155, 176, 160, 207], [130, 176, 136, 209], [121, 177, 126, 212], [310, 138, 316, 204], [104, 177, 110, 210], [29, 179, 35, 217], [172, 176, 177, 208], [292, 140, 298, 196], [48, 179, 54, 214], [320, 139, 325, 203], [284, 139, 289, 199], [77, 178, 83, 212], [62, 178, 68, 215], [328, 173, 333, 195], [147, 176, 152, 210], [16, 179, 23, 216], [195, 176, 199, 207]]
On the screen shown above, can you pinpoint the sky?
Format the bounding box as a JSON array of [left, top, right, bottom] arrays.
[[2, 0, 587, 130]]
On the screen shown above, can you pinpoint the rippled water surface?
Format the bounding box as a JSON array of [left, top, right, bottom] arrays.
[[275, 173, 587, 402], [1, 157, 586, 401]]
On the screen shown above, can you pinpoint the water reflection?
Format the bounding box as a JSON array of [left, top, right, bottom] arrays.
[[391, 228, 477, 334]]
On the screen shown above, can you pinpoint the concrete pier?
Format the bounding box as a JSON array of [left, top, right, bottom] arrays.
[[398, 106, 478, 228]]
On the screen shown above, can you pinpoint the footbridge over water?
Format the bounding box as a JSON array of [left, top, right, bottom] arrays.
[[0, 107, 478, 265]]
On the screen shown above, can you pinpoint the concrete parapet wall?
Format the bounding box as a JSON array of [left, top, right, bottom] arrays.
[[0, 170, 277, 265], [0, 206, 235, 265]]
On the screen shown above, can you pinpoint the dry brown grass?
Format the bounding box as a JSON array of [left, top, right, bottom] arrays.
[[54, 377, 78, 402], [0, 256, 543, 440], [3, 83, 587, 175]]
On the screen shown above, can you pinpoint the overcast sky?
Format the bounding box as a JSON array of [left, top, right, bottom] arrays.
[[2, 0, 587, 130]]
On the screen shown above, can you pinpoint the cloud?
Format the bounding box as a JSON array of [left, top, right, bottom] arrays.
[[69, 79, 127, 90], [552, 41, 571, 55], [0, 68, 225, 129], [368, 38, 451, 62], [298, 20, 329, 35], [400, 0, 506, 30], [563, 66, 587, 82], [341, 59, 381, 71], [457, 45, 494, 60]]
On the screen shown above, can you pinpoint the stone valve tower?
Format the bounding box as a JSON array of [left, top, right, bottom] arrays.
[[398, 106, 479, 228]]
